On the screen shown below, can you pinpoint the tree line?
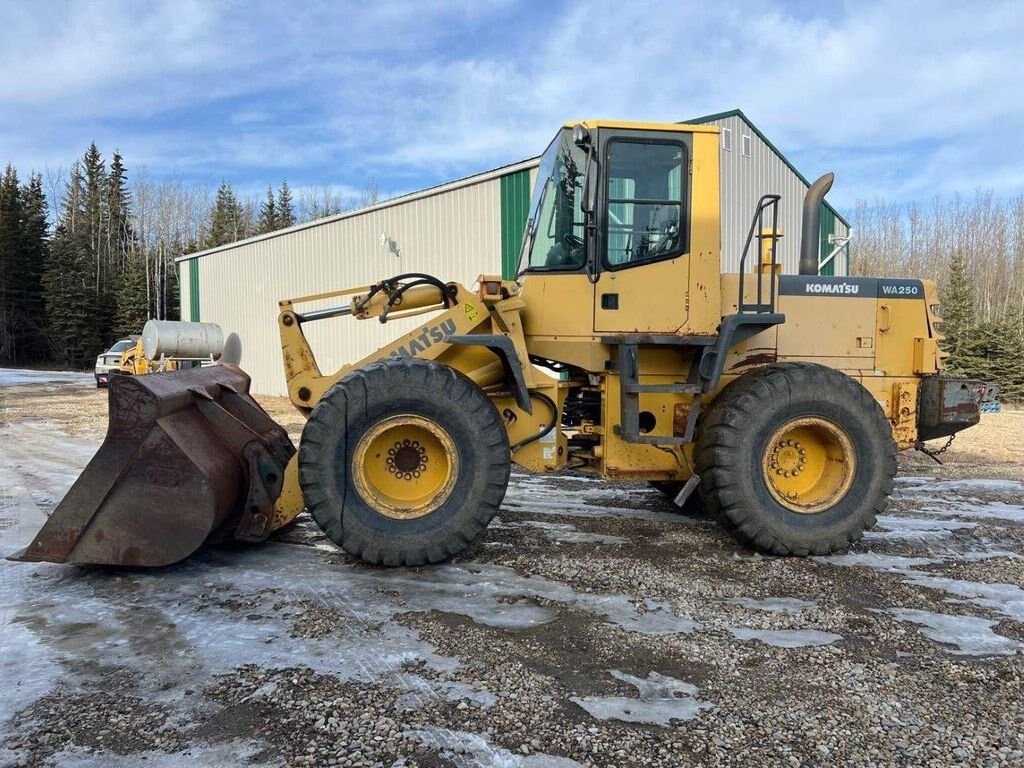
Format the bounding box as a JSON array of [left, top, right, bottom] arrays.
[[2, 141, 1021, 402], [0, 144, 381, 369], [850, 193, 1024, 402]]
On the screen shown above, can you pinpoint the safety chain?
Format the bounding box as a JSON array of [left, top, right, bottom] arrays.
[[914, 434, 956, 465]]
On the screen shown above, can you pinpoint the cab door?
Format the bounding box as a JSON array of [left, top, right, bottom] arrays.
[[594, 133, 692, 333]]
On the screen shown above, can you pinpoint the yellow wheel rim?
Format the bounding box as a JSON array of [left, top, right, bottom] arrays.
[[762, 416, 856, 514], [352, 414, 459, 520]]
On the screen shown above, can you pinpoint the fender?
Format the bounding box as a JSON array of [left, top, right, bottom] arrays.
[[448, 334, 533, 414]]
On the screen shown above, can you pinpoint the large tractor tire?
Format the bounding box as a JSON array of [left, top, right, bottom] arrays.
[[299, 358, 510, 566], [695, 363, 896, 556]]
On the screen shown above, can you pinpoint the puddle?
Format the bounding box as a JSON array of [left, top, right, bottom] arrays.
[[888, 609, 1020, 656], [728, 628, 842, 648], [570, 670, 711, 726]]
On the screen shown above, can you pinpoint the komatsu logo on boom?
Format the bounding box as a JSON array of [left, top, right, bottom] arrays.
[[805, 282, 860, 295], [390, 318, 457, 358]]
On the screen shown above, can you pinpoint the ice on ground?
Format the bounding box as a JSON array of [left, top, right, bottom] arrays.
[[570, 670, 711, 726], [408, 726, 584, 767], [490, 518, 629, 545], [888, 609, 1021, 656], [0, 368, 93, 388], [818, 550, 1024, 624], [959, 549, 1022, 562], [397, 677, 498, 710], [46, 742, 273, 768], [901, 573, 1024, 623], [0, 421, 99, 510], [816, 553, 939, 570], [503, 477, 695, 524], [0, 456, 66, 723], [897, 477, 1024, 495], [917, 502, 1024, 524], [728, 627, 842, 648], [727, 596, 817, 613], [865, 516, 976, 542]]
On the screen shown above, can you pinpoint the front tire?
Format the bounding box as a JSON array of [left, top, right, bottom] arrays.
[[695, 363, 896, 556], [298, 358, 510, 566]]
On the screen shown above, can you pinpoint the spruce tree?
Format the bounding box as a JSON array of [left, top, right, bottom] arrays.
[[113, 249, 150, 336], [43, 225, 99, 367], [206, 182, 246, 247], [0, 164, 22, 364], [258, 184, 277, 234], [106, 151, 133, 275], [939, 249, 975, 374], [19, 173, 49, 362], [43, 164, 103, 366], [990, 306, 1024, 403], [277, 180, 295, 228]]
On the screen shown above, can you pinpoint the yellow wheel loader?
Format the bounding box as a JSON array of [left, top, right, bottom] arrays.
[[10, 120, 992, 568], [118, 337, 179, 376]]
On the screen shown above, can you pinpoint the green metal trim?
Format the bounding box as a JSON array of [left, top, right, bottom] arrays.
[[189, 258, 200, 322], [685, 108, 851, 230], [819, 204, 836, 276], [500, 169, 532, 279]]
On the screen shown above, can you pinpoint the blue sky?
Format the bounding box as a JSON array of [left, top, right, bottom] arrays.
[[1, 0, 1022, 211]]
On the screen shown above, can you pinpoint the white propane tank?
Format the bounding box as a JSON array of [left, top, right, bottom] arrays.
[[142, 320, 225, 361]]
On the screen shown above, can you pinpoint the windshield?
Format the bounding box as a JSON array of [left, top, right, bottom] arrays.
[[518, 129, 588, 273], [108, 340, 133, 353]]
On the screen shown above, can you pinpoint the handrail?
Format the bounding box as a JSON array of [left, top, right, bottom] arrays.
[[737, 194, 781, 314]]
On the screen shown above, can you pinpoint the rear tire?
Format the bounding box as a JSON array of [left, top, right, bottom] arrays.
[[299, 358, 510, 566], [695, 363, 896, 556]]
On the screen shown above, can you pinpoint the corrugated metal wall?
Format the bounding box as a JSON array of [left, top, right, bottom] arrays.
[[703, 114, 849, 276], [183, 173, 507, 395]]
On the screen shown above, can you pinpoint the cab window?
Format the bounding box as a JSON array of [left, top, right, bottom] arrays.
[[604, 140, 686, 268]]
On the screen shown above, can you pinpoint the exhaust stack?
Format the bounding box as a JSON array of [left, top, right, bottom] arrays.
[[799, 172, 835, 275]]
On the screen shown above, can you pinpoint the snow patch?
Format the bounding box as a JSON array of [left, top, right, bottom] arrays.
[[727, 596, 818, 613], [865, 515, 976, 542], [503, 476, 695, 524], [407, 726, 584, 767], [0, 368, 93, 388], [728, 627, 842, 648], [888, 609, 1020, 656], [570, 670, 711, 725], [490, 518, 629, 545]]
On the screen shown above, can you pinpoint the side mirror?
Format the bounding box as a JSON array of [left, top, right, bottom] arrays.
[[572, 124, 592, 149]]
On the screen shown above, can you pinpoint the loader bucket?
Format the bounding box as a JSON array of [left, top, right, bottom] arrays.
[[8, 365, 294, 567]]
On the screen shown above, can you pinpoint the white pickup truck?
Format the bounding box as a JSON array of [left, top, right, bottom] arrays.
[[93, 337, 137, 387]]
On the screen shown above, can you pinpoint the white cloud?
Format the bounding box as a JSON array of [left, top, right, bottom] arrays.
[[1, 0, 1021, 207]]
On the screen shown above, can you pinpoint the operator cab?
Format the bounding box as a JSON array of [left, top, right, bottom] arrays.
[[516, 121, 719, 339], [518, 123, 691, 277]]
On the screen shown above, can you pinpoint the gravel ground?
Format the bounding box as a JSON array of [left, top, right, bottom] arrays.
[[1, 369, 1022, 767]]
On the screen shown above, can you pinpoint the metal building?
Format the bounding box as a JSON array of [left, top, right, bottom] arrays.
[[178, 110, 850, 396]]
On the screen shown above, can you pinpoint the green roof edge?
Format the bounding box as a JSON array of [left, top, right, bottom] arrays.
[[685, 108, 851, 229]]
